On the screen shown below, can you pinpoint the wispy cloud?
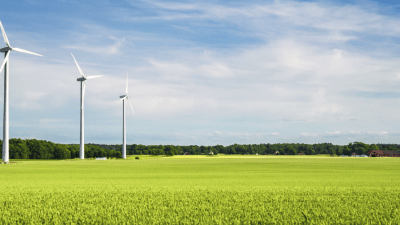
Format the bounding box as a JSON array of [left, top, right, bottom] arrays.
[[63, 37, 125, 55], [345, 91, 400, 99], [120, 0, 400, 39], [3, 0, 400, 145], [301, 131, 389, 138]]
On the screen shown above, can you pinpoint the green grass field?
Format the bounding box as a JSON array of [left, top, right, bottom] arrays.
[[0, 155, 399, 224]]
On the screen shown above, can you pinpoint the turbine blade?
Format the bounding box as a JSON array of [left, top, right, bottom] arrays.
[[71, 53, 84, 77], [126, 74, 128, 95], [12, 48, 42, 57], [127, 97, 135, 115], [0, 21, 10, 47], [86, 75, 103, 80], [0, 51, 10, 72]]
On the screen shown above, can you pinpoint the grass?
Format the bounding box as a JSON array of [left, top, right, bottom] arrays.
[[0, 155, 399, 224]]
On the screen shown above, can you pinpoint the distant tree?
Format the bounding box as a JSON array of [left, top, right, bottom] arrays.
[[164, 145, 178, 156], [27, 139, 47, 159], [214, 145, 225, 154], [369, 144, 379, 150], [328, 147, 336, 156], [285, 146, 296, 155], [115, 151, 122, 158], [53, 145, 70, 159], [68, 145, 80, 158], [305, 145, 313, 155], [336, 146, 343, 156], [9, 139, 30, 159], [200, 146, 206, 154], [342, 146, 351, 155], [227, 146, 236, 154], [5, 139, 400, 160]]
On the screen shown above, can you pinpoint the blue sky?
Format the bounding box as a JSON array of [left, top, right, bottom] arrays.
[[1, 0, 400, 145]]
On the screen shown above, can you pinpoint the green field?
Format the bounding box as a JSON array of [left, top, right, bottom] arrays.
[[0, 155, 399, 224]]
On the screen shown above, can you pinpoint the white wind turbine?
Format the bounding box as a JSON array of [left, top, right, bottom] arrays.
[[0, 21, 42, 162], [71, 53, 103, 159], [119, 75, 134, 159]]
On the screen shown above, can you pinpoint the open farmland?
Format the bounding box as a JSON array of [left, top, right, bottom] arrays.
[[0, 155, 399, 224]]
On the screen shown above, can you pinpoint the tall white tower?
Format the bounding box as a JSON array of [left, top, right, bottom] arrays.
[[119, 75, 134, 159], [71, 53, 103, 159], [0, 21, 42, 162]]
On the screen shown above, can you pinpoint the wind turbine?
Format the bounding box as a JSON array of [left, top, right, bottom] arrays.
[[0, 21, 42, 163], [71, 53, 103, 159], [119, 75, 134, 159]]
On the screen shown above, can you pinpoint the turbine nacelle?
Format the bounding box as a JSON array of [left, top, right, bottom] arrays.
[[0, 21, 42, 57], [0, 21, 43, 74], [0, 47, 11, 52], [120, 74, 135, 115], [71, 53, 104, 82]]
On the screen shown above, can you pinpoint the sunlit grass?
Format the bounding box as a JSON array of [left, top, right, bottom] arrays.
[[0, 156, 399, 223]]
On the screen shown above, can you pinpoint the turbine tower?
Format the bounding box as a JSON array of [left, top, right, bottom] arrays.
[[71, 53, 103, 159], [119, 75, 134, 159], [0, 21, 42, 162]]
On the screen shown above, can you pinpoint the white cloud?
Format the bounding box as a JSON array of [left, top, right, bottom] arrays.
[[300, 131, 390, 138], [3, 0, 400, 145], [325, 131, 343, 136], [64, 37, 125, 55], [300, 132, 318, 137], [123, 0, 400, 38], [366, 131, 389, 136]]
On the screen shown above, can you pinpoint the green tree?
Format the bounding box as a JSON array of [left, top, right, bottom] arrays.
[[27, 139, 48, 159], [342, 146, 351, 155], [115, 151, 122, 158], [369, 144, 379, 150], [54, 145, 70, 159]]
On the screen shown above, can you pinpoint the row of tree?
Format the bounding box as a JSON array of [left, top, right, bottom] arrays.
[[0, 139, 122, 159], [96, 142, 398, 156], [1, 139, 398, 159]]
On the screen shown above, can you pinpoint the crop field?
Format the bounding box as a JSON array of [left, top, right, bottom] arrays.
[[0, 155, 399, 224]]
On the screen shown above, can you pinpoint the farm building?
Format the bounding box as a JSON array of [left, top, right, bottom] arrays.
[[367, 150, 400, 157]]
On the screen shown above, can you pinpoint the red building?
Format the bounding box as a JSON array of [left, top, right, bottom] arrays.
[[298, 153, 305, 155], [367, 150, 400, 157]]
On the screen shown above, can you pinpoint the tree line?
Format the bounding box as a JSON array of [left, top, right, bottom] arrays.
[[1, 139, 399, 159], [0, 139, 122, 159], [96, 142, 399, 156]]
